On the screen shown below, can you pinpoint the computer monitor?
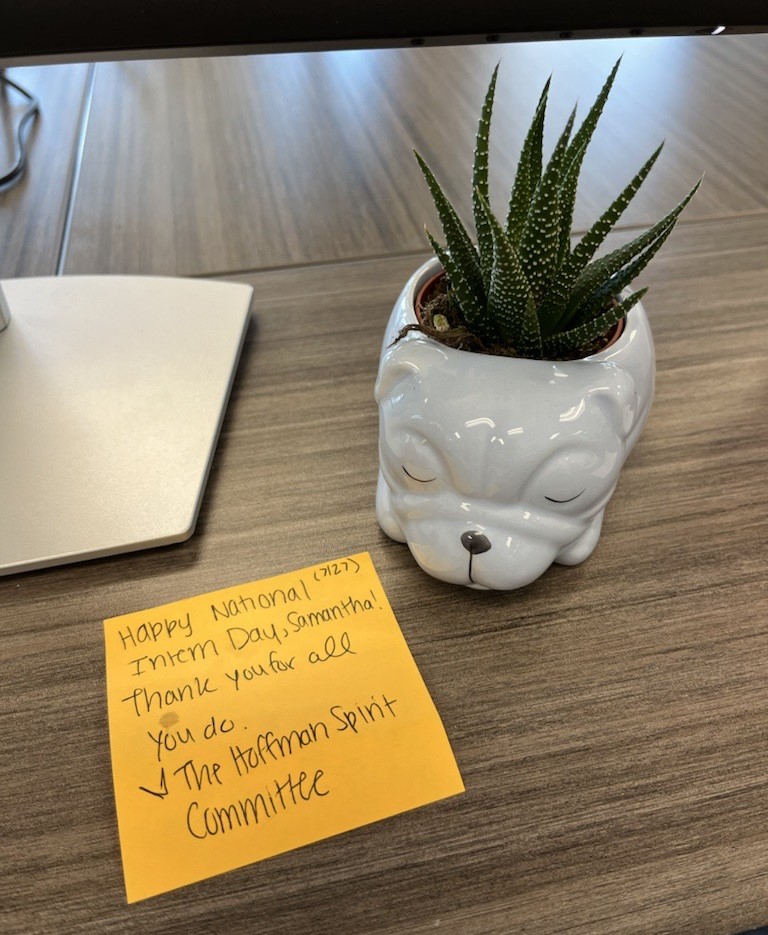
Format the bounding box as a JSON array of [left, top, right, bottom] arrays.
[[1, 0, 765, 65]]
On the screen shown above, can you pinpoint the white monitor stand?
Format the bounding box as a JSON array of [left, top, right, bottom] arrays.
[[0, 275, 252, 576]]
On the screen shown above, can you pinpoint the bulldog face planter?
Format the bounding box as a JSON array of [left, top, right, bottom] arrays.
[[375, 259, 655, 591]]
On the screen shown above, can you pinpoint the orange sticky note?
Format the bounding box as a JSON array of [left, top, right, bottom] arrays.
[[103, 552, 464, 902]]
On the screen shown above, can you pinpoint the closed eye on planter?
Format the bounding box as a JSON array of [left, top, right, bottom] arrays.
[[402, 466, 437, 483], [545, 491, 585, 503]]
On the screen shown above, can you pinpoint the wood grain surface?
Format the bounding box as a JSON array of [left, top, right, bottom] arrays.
[[61, 34, 768, 277], [0, 64, 90, 278], [2, 214, 766, 934]]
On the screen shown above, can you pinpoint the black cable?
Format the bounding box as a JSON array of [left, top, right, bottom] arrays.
[[0, 69, 40, 189]]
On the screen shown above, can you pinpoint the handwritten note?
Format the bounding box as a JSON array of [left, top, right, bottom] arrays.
[[103, 552, 464, 902]]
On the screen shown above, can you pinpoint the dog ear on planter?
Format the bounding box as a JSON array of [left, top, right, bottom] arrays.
[[374, 338, 451, 404], [585, 362, 642, 443]]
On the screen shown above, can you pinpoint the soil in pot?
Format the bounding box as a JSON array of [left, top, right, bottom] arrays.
[[396, 273, 624, 361]]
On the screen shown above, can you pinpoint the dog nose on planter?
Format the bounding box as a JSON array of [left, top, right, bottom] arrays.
[[461, 531, 492, 555]]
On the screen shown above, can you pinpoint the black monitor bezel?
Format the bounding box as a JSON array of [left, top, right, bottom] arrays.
[[1, 0, 765, 65]]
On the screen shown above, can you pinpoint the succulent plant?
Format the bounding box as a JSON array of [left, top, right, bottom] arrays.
[[414, 59, 701, 359]]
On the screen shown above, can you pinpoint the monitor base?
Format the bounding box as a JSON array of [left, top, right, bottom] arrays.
[[0, 275, 252, 576]]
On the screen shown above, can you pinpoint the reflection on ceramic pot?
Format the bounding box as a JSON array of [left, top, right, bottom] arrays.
[[374, 258, 655, 591]]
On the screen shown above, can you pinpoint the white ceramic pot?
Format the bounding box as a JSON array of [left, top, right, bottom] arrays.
[[375, 257, 655, 590]]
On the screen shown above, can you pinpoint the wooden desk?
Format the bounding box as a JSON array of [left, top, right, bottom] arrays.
[[1, 35, 767, 935], [0, 64, 90, 278], [61, 34, 768, 277]]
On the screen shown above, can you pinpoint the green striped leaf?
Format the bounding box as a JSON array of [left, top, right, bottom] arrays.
[[535, 139, 591, 336], [564, 178, 701, 322], [543, 288, 647, 358], [541, 144, 664, 334], [476, 191, 541, 356], [565, 144, 664, 282], [540, 144, 664, 334], [424, 229, 495, 343], [506, 77, 550, 246], [555, 60, 617, 251], [472, 65, 500, 291], [562, 58, 621, 182], [570, 218, 675, 326], [547, 60, 622, 285], [517, 107, 575, 304], [555, 139, 587, 270], [414, 150, 485, 307]]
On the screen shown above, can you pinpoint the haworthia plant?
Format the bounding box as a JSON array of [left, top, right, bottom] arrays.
[[415, 60, 701, 359]]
